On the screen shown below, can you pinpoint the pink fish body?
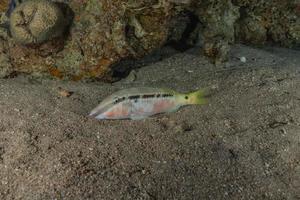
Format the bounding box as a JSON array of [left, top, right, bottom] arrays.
[[89, 87, 207, 120]]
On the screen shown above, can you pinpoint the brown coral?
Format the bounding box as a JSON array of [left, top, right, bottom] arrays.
[[0, 1, 9, 13], [9, 0, 67, 45]]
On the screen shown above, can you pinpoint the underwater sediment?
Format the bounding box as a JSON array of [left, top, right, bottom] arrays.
[[0, 0, 299, 81]]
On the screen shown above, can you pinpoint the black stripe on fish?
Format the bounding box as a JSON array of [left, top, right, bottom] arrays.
[[113, 96, 126, 104], [162, 93, 173, 97], [142, 94, 155, 98], [129, 95, 140, 100], [114, 93, 173, 104]]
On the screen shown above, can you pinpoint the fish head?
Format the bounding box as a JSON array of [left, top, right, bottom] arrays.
[[181, 89, 208, 105]]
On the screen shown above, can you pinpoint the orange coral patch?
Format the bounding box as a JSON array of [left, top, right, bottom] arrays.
[[88, 58, 113, 78], [48, 67, 64, 79], [75, 15, 81, 22], [98, 58, 112, 67], [0, 1, 8, 13], [71, 74, 84, 81]]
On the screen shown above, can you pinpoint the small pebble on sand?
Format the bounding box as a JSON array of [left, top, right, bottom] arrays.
[[240, 56, 247, 63]]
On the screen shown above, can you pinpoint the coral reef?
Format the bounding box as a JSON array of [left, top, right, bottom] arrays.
[[0, 0, 298, 80]]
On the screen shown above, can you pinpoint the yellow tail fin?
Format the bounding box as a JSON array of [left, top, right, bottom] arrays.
[[188, 88, 209, 105]]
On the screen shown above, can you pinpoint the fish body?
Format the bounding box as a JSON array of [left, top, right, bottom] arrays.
[[89, 87, 207, 120]]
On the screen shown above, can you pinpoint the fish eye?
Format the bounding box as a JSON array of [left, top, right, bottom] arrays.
[[185, 96, 188, 100]]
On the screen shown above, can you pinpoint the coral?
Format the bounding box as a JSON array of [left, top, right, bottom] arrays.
[[9, 0, 67, 45]]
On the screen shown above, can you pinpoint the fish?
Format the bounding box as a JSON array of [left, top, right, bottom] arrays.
[[89, 87, 208, 120]]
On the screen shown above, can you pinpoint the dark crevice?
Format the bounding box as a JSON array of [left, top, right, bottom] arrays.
[[110, 58, 137, 81], [239, 6, 248, 18], [110, 50, 163, 81], [54, 2, 75, 39], [166, 12, 200, 52], [111, 12, 200, 81]]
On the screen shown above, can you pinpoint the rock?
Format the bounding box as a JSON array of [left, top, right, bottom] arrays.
[[203, 39, 231, 64], [0, 39, 13, 78], [57, 87, 73, 97], [42, 0, 179, 80], [240, 56, 247, 63], [124, 69, 137, 83], [190, 0, 240, 63], [235, 16, 267, 45], [233, 0, 300, 47]]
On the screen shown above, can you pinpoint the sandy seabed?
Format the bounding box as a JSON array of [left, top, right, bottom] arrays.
[[0, 45, 299, 199]]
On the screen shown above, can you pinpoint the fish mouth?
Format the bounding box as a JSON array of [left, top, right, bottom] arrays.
[[87, 113, 101, 120], [88, 112, 98, 117], [87, 109, 99, 117], [88, 109, 106, 120]]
